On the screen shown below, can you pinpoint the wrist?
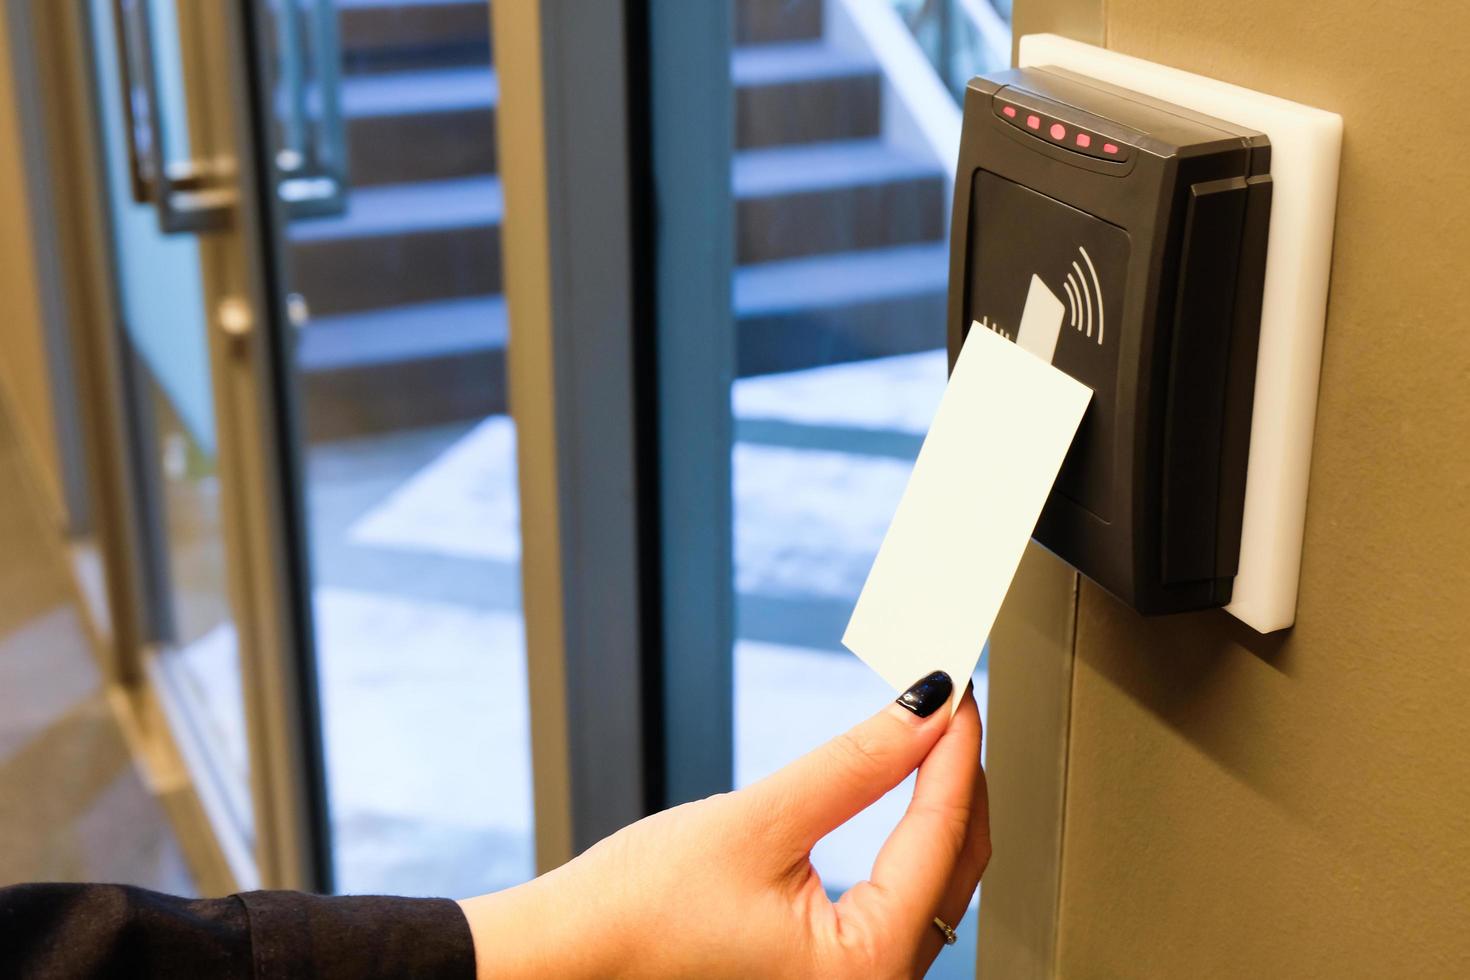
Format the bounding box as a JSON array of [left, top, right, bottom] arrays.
[[458, 864, 634, 980]]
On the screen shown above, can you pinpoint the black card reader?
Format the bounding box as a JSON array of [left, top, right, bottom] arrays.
[[946, 67, 1273, 614]]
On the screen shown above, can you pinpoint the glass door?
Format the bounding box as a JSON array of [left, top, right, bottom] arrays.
[[231, 0, 661, 894], [88, 0, 659, 899], [90, 0, 545, 895], [241, 0, 536, 896]]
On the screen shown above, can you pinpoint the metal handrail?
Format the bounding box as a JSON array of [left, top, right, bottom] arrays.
[[109, 0, 234, 233], [269, 0, 349, 219], [956, 0, 1012, 65], [889, 0, 1012, 102]]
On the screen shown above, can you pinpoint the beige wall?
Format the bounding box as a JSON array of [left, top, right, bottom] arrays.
[[1052, 3, 1470, 977], [0, 9, 64, 518]]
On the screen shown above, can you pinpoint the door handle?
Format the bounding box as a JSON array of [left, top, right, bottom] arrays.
[[109, 0, 152, 206], [110, 0, 234, 234], [269, 0, 349, 219]]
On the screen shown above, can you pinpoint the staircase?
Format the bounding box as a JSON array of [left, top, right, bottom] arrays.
[[292, 0, 948, 441]]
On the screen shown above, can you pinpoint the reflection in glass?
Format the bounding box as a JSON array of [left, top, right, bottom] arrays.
[[147, 378, 254, 843]]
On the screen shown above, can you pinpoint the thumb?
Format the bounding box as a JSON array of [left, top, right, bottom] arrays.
[[741, 671, 956, 857]]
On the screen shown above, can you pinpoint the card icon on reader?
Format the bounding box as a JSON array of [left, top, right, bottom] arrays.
[[1015, 274, 1066, 363]]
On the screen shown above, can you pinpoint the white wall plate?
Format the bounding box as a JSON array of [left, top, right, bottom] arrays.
[[1019, 33, 1342, 633]]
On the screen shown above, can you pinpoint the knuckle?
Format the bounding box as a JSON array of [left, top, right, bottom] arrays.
[[832, 724, 897, 782], [914, 798, 973, 855]]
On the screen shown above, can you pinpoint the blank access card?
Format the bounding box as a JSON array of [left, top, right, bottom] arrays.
[[843, 322, 1091, 711]]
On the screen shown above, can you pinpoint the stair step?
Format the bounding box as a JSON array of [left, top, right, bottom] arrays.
[[297, 296, 508, 441], [289, 140, 941, 318], [337, 41, 876, 190], [736, 0, 822, 45], [295, 241, 948, 441], [735, 243, 949, 374], [734, 140, 946, 264], [291, 0, 951, 440], [343, 68, 498, 186], [342, 65, 497, 117], [289, 174, 502, 241], [298, 295, 506, 370], [288, 176, 503, 317], [339, 0, 491, 73], [733, 42, 880, 149]]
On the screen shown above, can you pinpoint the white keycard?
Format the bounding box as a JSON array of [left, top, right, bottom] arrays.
[[843, 321, 1092, 713]]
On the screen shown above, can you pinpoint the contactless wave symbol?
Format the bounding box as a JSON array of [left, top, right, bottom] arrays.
[[1061, 246, 1105, 346]]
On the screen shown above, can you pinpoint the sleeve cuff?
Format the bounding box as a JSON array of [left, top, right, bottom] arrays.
[[238, 891, 475, 980]]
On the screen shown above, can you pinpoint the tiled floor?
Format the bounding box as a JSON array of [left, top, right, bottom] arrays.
[[0, 402, 193, 893]]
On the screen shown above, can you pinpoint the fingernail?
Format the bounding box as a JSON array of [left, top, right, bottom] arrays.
[[895, 671, 953, 718]]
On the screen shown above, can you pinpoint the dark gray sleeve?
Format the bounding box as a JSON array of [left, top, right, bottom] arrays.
[[0, 882, 477, 979]]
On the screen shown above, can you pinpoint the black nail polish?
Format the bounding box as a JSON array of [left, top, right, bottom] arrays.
[[896, 671, 953, 718]]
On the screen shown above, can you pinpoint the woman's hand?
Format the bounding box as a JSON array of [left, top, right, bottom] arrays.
[[459, 670, 989, 979]]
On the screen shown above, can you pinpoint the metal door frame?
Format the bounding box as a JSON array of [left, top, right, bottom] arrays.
[[150, 0, 335, 891], [490, 0, 737, 867]]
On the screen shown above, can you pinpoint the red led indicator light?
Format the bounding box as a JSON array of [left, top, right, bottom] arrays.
[[1049, 122, 1066, 139], [1075, 132, 1092, 148], [1002, 105, 1016, 118], [1026, 114, 1041, 130], [1103, 142, 1120, 155]]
